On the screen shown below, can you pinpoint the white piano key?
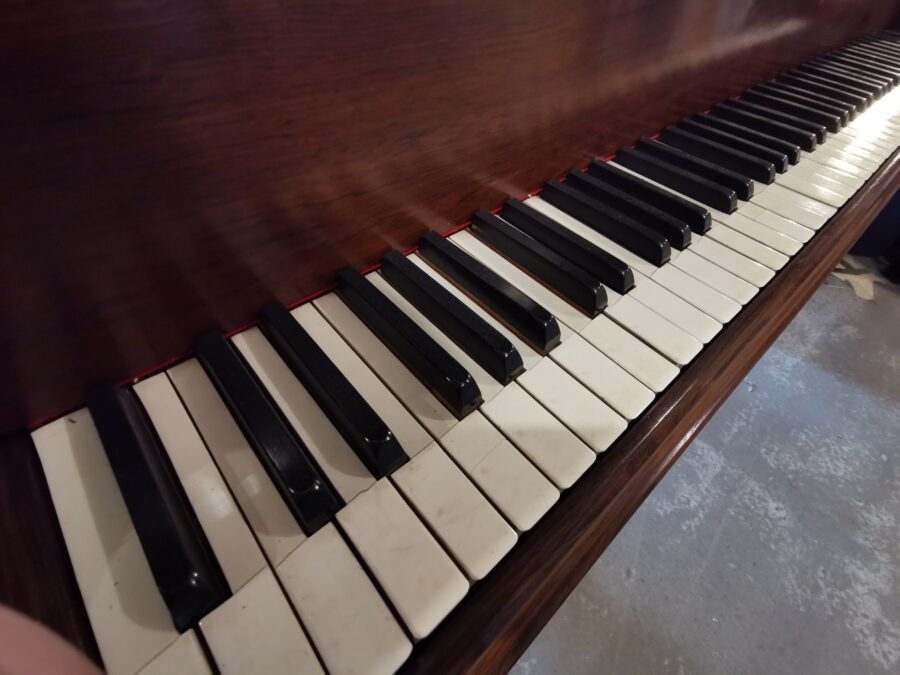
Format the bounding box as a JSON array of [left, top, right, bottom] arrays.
[[808, 143, 881, 173], [277, 523, 412, 675], [670, 249, 757, 305], [524, 195, 661, 277], [785, 162, 863, 193], [138, 630, 211, 675], [392, 443, 517, 580], [579, 313, 680, 392], [368, 270, 504, 402], [833, 130, 894, 155], [336, 478, 469, 640], [33, 412, 179, 675], [292, 303, 432, 458], [134, 374, 266, 592], [800, 152, 871, 182], [773, 171, 848, 208], [450, 228, 583, 334], [167, 359, 306, 566], [650, 261, 741, 323], [480, 382, 595, 488], [551, 333, 655, 420], [314, 292, 458, 439], [706, 223, 790, 270], [719, 211, 803, 256], [409, 252, 543, 371], [747, 207, 815, 243], [232, 327, 375, 503], [628, 276, 722, 343], [751, 183, 837, 230], [199, 568, 324, 675], [439, 411, 559, 532], [517, 357, 628, 453], [605, 295, 702, 365], [691, 236, 774, 286]]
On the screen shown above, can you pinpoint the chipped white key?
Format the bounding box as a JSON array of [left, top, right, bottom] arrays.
[[168, 359, 306, 566], [277, 523, 412, 675], [392, 442, 517, 580], [517, 357, 628, 452], [670, 249, 757, 305], [480, 382, 595, 488], [751, 183, 837, 230], [439, 411, 559, 531], [706, 223, 789, 269], [579, 313, 680, 392], [369, 271, 504, 402], [134, 374, 266, 591], [720, 211, 803, 256], [651, 263, 741, 323], [450, 228, 583, 334], [691, 236, 774, 286], [138, 631, 211, 675], [551, 333, 655, 419], [233, 327, 374, 502], [629, 276, 722, 342], [337, 479, 469, 640], [606, 295, 702, 365], [315, 293, 458, 439], [292, 303, 432, 458], [200, 568, 324, 675], [33, 412, 179, 675]]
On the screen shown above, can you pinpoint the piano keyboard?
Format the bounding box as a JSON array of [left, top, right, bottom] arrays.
[[30, 33, 900, 675]]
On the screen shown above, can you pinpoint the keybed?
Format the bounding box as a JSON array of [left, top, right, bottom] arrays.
[[31, 32, 900, 675]]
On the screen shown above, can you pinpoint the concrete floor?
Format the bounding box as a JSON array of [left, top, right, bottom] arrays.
[[512, 258, 900, 675]]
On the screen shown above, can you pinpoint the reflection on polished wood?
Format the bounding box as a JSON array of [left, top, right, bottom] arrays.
[[2, 1, 900, 433]]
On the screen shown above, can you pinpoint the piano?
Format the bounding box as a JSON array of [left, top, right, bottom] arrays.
[[3, 3, 900, 673]]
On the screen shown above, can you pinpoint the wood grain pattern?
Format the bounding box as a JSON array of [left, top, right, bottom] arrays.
[[401, 148, 900, 674], [2, 0, 899, 433]]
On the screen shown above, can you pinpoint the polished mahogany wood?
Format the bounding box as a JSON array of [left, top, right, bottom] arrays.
[[3, 1, 900, 434], [400, 148, 900, 674]]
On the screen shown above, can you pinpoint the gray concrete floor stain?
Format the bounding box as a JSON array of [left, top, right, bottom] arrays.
[[512, 259, 900, 675]]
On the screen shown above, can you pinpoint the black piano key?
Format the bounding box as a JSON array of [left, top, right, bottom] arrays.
[[740, 90, 842, 133], [499, 199, 635, 294], [564, 169, 691, 249], [830, 51, 900, 81], [418, 231, 561, 354], [586, 159, 711, 233], [753, 82, 852, 124], [379, 249, 525, 383], [260, 303, 408, 477], [86, 385, 230, 632], [540, 178, 672, 263], [689, 114, 801, 164], [725, 98, 827, 143], [709, 103, 817, 152], [658, 126, 776, 183], [838, 49, 900, 78], [787, 69, 876, 104], [470, 209, 607, 316], [806, 60, 891, 91], [676, 118, 789, 172], [796, 64, 885, 97], [844, 43, 900, 68], [817, 54, 898, 85], [775, 72, 870, 109], [634, 137, 755, 200], [336, 266, 482, 417], [613, 147, 738, 213], [195, 332, 341, 533]]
